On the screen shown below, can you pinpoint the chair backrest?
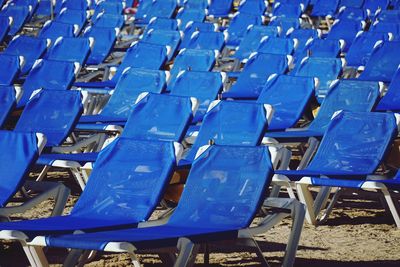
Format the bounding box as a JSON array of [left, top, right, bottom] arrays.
[[185, 101, 271, 162], [93, 13, 124, 28], [56, 8, 89, 31], [0, 16, 11, 42], [359, 41, 400, 82], [307, 111, 398, 175], [0, 131, 40, 207], [4, 35, 49, 74], [101, 68, 168, 119], [15, 90, 83, 147], [45, 37, 92, 65], [142, 0, 177, 23], [269, 16, 301, 32], [175, 7, 206, 26], [311, 0, 340, 16], [169, 145, 274, 229], [257, 36, 297, 55], [71, 138, 179, 221], [39, 21, 77, 41], [184, 31, 226, 51], [371, 21, 400, 37], [336, 6, 368, 21], [180, 21, 217, 49], [363, 0, 389, 15], [171, 48, 217, 77], [20, 59, 79, 107], [227, 12, 264, 46], [83, 26, 118, 65], [339, 0, 364, 8], [0, 5, 30, 35], [182, 0, 209, 9], [272, 2, 304, 18], [122, 93, 196, 142], [376, 67, 400, 111], [234, 25, 281, 60], [308, 80, 380, 132], [376, 10, 400, 23], [169, 71, 224, 122], [208, 0, 233, 17], [257, 74, 315, 130], [141, 29, 182, 59], [0, 86, 18, 127], [300, 38, 344, 58], [345, 31, 388, 67], [326, 19, 365, 51], [239, 0, 268, 15], [147, 17, 180, 32], [0, 54, 22, 86], [225, 53, 291, 98]]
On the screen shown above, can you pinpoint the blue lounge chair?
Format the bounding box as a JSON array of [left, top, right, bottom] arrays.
[[0, 16, 11, 43], [266, 79, 381, 142], [339, 0, 365, 8], [277, 111, 399, 225], [223, 53, 292, 99], [27, 144, 304, 267], [179, 21, 218, 49], [38, 20, 79, 42], [238, 0, 268, 15], [345, 31, 389, 68], [137, 0, 177, 23], [359, 41, 400, 82], [44, 37, 94, 66], [180, 0, 209, 9], [311, 0, 340, 17], [286, 28, 321, 56], [208, 0, 233, 17], [92, 13, 125, 29], [19, 59, 80, 107], [363, 0, 389, 16], [169, 70, 225, 123], [226, 12, 265, 46], [257, 75, 316, 131], [141, 29, 182, 60], [82, 26, 119, 65], [334, 6, 369, 21], [326, 19, 366, 51], [0, 54, 23, 86], [375, 9, 400, 22], [257, 37, 298, 55], [92, 0, 125, 18], [182, 101, 272, 165], [291, 57, 345, 101], [233, 25, 282, 61], [55, 8, 90, 33], [146, 17, 181, 32], [296, 38, 345, 60], [269, 16, 302, 32], [3, 35, 50, 75], [376, 67, 400, 111], [271, 2, 305, 18], [0, 5, 31, 36], [183, 31, 227, 51], [0, 85, 22, 127], [176, 7, 207, 26]]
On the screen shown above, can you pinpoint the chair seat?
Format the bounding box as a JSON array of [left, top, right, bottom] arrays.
[[37, 152, 99, 166]]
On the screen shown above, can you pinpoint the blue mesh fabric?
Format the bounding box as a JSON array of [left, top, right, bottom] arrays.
[[45, 145, 274, 251], [269, 17, 301, 32], [122, 93, 194, 142], [359, 41, 400, 82], [176, 8, 206, 26], [20, 59, 77, 107], [257, 37, 296, 55], [363, 0, 390, 15], [209, 0, 233, 16], [0, 54, 21, 86], [257, 75, 315, 130], [272, 3, 303, 18], [345, 32, 387, 67], [179, 22, 217, 49], [371, 22, 400, 37], [56, 9, 87, 32], [227, 12, 264, 46], [141, 30, 181, 60], [4, 36, 48, 74], [376, 10, 400, 23], [311, 0, 340, 16], [99, 69, 167, 119], [171, 49, 216, 77], [93, 14, 124, 28], [0, 131, 38, 207], [183, 0, 209, 9], [0, 138, 177, 236], [185, 31, 225, 51], [45, 37, 91, 65], [92, 1, 124, 18], [224, 53, 289, 99], [234, 26, 281, 60], [169, 71, 222, 122], [376, 68, 400, 111], [15, 90, 83, 147], [0, 16, 9, 43], [147, 18, 179, 31], [326, 20, 363, 51], [0, 6, 30, 35], [305, 111, 398, 175], [287, 29, 319, 40], [339, 0, 364, 8], [143, 0, 177, 22], [83, 26, 117, 65], [185, 101, 267, 162], [239, 0, 267, 15], [39, 21, 76, 42], [300, 39, 342, 58], [291, 57, 342, 100], [0, 86, 17, 127], [336, 7, 368, 21]]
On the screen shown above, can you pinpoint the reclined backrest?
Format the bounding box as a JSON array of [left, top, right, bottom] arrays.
[[101, 68, 168, 119], [0, 16, 11, 43], [359, 41, 400, 82], [370, 21, 400, 38], [306, 111, 398, 175], [311, 0, 340, 16], [257, 36, 297, 55], [15, 90, 83, 147], [175, 7, 207, 26], [339, 0, 364, 8], [0, 54, 23, 86], [238, 0, 268, 15], [39, 21, 78, 42], [122, 93, 196, 142], [184, 31, 226, 51], [179, 21, 218, 49], [93, 13, 125, 28], [298, 38, 344, 59], [208, 0, 233, 17], [70, 138, 179, 221], [269, 16, 301, 32], [257, 75, 315, 130], [142, 0, 177, 22], [326, 19, 365, 51], [4, 35, 49, 74], [336, 6, 368, 21], [363, 0, 389, 15], [45, 37, 93, 66], [20, 59, 79, 107], [182, 0, 209, 9], [83, 26, 119, 65], [56, 8, 90, 33], [272, 2, 304, 18], [185, 101, 271, 162], [0, 86, 20, 127], [141, 29, 182, 60], [93, 1, 124, 18], [170, 48, 217, 77], [169, 145, 274, 229], [146, 17, 180, 32], [376, 67, 400, 111], [308, 80, 380, 132], [169, 71, 224, 122], [376, 10, 400, 23], [0, 5, 31, 36], [224, 53, 291, 98], [226, 12, 264, 46], [0, 131, 40, 207]]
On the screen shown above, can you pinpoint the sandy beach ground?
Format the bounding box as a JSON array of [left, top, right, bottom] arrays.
[[1, 170, 400, 267]]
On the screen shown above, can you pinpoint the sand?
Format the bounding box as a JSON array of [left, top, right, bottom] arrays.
[[1, 171, 400, 267]]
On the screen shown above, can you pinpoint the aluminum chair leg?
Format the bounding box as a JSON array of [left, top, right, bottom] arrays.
[[21, 242, 49, 267], [174, 238, 199, 267]]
